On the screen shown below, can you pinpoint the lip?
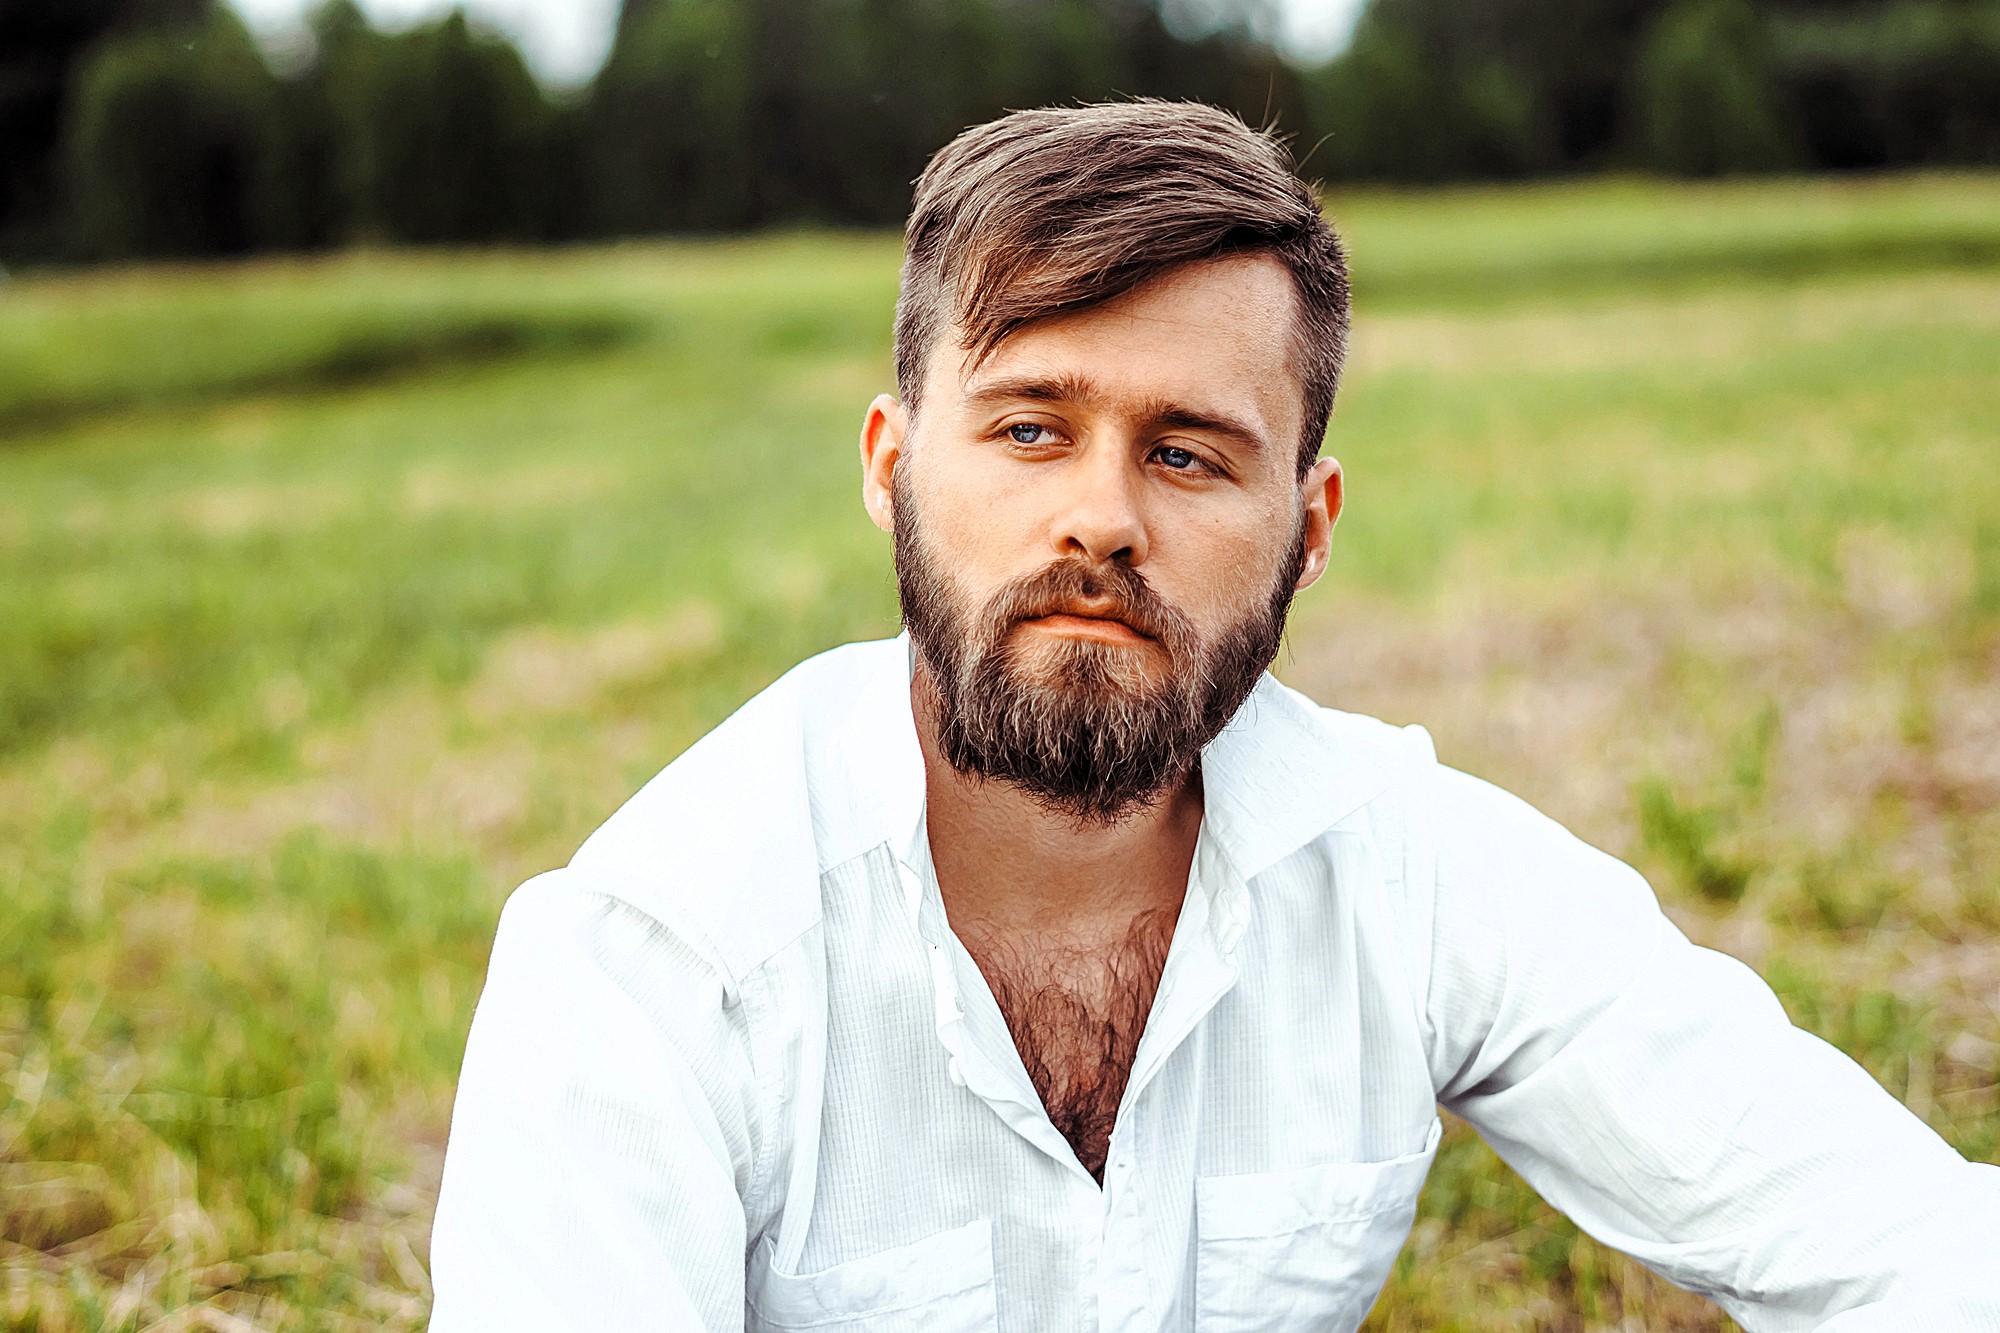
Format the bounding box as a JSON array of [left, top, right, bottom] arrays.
[[1021, 611, 1152, 644]]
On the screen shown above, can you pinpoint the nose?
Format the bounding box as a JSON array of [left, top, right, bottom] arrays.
[[1051, 444, 1148, 567]]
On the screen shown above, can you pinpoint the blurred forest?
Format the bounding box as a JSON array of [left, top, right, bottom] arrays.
[[3, 0, 2000, 262]]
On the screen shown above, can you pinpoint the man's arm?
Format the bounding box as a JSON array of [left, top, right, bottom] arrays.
[[1413, 765, 2000, 1331], [428, 873, 759, 1331]]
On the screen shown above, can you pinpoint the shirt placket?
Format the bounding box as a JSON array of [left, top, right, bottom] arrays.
[[899, 852, 1114, 1328], [898, 826, 1250, 1333], [1098, 830, 1248, 1333]]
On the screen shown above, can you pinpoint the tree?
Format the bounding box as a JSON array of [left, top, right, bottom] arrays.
[[330, 9, 556, 244], [1632, 0, 1799, 175], [586, 0, 1302, 232], [1297, 0, 1673, 181], [588, 0, 756, 233], [64, 9, 282, 258], [1, 0, 215, 258], [1771, 1, 2000, 170], [1300, 6, 1549, 181]]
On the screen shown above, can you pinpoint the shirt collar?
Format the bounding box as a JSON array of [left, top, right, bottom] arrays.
[[806, 635, 929, 875], [809, 634, 1396, 886], [1198, 670, 1399, 881]]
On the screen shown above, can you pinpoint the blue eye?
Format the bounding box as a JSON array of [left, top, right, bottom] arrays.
[[1156, 446, 1198, 470], [1008, 422, 1047, 444]]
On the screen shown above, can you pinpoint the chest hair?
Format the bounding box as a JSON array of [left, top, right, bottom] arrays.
[[967, 906, 1179, 1183]]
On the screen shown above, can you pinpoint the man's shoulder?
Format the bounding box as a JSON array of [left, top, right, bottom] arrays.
[[1283, 685, 1656, 925], [1298, 695, 1450, 854], [1242, 678, 1596, 885], [552, 636, 905, 991], [1290, 687, 1584, 862], [1202, 673, 1442, 871], [1308, 696, 1438, 773]]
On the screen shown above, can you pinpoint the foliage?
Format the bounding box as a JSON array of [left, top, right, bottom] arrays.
[[1303, 13, 1527, 181], [1301, 0, 2000, 182], [19, 0, 2000, 258], [29, 0, 1310, 258], [0, 0, 214, 257], [324, 8, 557, 244], [586, 0, 758, 232], [1772, 1, 2000, 170], [1301, 0, 1676, 179], [63, 10, 284, 259], [1631, 0, 1800, 176], [584, 0, 1306, 232]]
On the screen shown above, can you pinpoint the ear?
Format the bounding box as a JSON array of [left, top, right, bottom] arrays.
[[860, 393, 909, 534], [1293, 456, 1344, 593]]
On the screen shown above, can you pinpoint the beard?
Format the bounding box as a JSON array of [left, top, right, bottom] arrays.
[[894, 472, 1307, 825]]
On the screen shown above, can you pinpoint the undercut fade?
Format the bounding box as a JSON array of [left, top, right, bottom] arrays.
[[894, 99, 1350, 475]]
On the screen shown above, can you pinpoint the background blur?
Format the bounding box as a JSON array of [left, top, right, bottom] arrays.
[[6, 0, 2000, 259], [2, 0, 1998, 1329]]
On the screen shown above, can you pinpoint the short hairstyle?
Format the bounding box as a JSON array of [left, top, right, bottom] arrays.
[[894, 99, 1350, 475]]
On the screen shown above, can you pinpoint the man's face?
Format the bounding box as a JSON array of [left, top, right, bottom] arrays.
[[862, 254, 1343, 821]]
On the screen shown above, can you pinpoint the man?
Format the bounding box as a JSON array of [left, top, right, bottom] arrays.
[[428, 102, 1999, 1331]]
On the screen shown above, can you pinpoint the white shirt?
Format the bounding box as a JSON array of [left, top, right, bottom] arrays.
[[428, 636, 2000, 1332]]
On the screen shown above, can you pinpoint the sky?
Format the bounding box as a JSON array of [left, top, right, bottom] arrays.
[[227, 0, 1366, 87]]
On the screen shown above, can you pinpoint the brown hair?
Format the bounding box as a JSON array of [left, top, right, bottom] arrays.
[[894, 99, 1350, 474]]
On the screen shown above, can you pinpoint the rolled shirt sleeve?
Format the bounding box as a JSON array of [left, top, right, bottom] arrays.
[[428, 872, 760, 1332], [1416, 764, 2000, 1330]]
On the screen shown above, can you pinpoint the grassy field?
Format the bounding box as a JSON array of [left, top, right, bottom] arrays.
[[1, 173, 1996, 1331]]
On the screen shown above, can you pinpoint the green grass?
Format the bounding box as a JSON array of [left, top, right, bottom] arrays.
[[1335, 172, 2000, 305], [1, 174, 1997, 1330], [0, 252, 660, 435]]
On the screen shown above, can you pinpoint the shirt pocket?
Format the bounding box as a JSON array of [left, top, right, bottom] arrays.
[[746, 1219, 999, 1332], [1194, 1117, 1442, 1332]]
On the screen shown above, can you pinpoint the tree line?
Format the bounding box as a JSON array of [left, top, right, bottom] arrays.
[[3, 0, 1998, 262]]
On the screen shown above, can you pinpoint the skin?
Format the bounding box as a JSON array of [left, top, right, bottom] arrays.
[[858, 253, 1343, 1171]]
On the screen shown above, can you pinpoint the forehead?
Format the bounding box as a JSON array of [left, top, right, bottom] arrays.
[[928, 254, 1306, 449]]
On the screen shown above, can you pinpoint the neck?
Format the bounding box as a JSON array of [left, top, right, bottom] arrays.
[[912, 664, 1204, 944]]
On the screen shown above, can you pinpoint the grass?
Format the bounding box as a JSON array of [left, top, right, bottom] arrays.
[[1336, 173, 2000, 306], [1, 171, 1996, 1330], [0, 253, 656, 436]]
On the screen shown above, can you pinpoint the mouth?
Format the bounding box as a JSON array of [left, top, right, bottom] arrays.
[[1019, 609, 1153, 645]]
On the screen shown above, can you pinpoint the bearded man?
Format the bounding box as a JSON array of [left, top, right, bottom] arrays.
[[427, 102, 1999, 1331]]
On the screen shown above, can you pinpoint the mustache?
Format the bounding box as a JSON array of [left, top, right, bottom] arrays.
[[980, 558, 1190, 647]]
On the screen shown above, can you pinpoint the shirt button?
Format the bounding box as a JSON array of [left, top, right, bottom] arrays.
[[946, 1056, 967, 1087]]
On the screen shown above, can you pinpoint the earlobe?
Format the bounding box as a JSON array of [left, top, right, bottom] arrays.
[[859, 394, 908, 534]]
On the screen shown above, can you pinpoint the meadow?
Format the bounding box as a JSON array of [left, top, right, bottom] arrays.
[[1, 174, 1997, 1331]]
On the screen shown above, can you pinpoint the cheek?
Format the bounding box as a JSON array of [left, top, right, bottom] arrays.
[[1155, 503, 1294, 603], [908, 455, 1042, 576]]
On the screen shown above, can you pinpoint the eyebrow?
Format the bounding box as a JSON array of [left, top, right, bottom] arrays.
[[961, 371, 1097, 411], [962, 372, 1272, 456]]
